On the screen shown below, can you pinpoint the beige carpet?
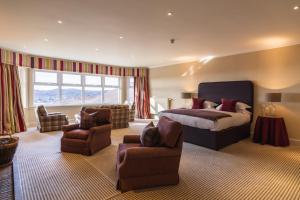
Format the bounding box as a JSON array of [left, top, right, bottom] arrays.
[[15, 120, 300, 200]]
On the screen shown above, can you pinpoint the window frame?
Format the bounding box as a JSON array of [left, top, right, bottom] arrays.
[[32, 69, 121, 106], [127, 77, 135, 104]]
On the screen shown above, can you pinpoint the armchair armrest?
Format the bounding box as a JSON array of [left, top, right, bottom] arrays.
[[123, 135, 141, 143], [48, 112, 62, 115], [62, 123, 80, 131], [40, 114, 67, 121], [125, 147, 181, 160]]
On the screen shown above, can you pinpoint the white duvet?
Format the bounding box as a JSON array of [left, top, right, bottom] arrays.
[[158, 109, 251, 131]]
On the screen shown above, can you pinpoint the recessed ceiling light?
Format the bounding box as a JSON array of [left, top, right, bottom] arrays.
[[294, 6, 299, 10], [119, 36, 124, 39], [57, 20, 63, 24], [44, 38, 49, 42], [167, 12, 173, 16], [95, 48, 99, 52]]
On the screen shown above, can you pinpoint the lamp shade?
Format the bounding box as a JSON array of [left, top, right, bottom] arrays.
[[266, 93, 282, 102], [181, 92, 192, 99]]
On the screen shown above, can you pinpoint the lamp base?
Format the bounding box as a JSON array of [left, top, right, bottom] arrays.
[[262, 103, 277, 117]]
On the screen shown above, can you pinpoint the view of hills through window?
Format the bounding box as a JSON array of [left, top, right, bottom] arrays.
[[33, 70, 120, 105]]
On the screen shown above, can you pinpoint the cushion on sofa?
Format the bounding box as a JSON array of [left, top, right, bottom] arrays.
[[37, 105, 48, 116], [157, 116, 182, 148], [80, 111, 98, 129], [64, 129, 89, 140], [140, 122, 160, 147]]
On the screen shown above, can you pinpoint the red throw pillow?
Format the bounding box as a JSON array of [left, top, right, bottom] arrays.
[[192, 98, 205, 109], [221, 98, 238, 112]]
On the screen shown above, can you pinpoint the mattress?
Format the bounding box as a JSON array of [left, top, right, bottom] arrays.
[[159, 108, 251, 131]]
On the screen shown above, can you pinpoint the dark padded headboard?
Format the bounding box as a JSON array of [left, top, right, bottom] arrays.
[[198, 81, 254, 116]]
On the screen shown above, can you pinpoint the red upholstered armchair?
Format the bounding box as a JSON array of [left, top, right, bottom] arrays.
[[61, 108, 112, 156], [116, 116, 183, 192]]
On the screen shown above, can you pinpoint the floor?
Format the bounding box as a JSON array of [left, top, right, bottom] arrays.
[[0, 165, 14, 200], [13, 120, 300, 200]]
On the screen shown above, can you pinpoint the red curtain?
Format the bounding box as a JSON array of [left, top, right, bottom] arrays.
[[134, 76, 151, 119], [0, 63, 26, 135]]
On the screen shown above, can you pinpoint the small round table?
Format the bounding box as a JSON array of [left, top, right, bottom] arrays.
[[253, 116, 289, 147]]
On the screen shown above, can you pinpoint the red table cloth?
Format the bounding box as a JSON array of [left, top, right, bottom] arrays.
[[253, 116, 289, 147]]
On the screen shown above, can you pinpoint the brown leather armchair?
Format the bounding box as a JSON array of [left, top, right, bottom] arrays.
[[61, 108, 112, 156], [116, 116, 183, 192]]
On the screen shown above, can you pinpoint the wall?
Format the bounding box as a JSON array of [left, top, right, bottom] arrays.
[[150, 44, 300, 142]]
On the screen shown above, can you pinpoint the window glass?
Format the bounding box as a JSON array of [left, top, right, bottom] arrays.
[[85, 75, 101, 86], [62, 74, 81, 85], [129, 77, 134, 87], [105, 77, 119, 86], [33, 70, 121, 106], [35, 71, 57, 83], [128, 77, 134, 103], [104, 88, 119, 104], [34, 85, 59, 105], [61, 86, 82, 105], [84, 87, 102, 104]]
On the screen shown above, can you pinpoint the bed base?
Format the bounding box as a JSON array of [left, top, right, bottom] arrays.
[[182, 123, 251, 150]]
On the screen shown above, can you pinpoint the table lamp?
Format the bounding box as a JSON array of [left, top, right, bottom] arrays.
[[181, 92, 192, 108], [263, 93, 282, 116]]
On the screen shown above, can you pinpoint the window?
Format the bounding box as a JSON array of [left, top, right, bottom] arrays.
[[104, 77, 120, 104], [34, 85, 59, 105], [33, 71, 59, 105], [62, 74, 81, 85], [128, 77, 134, 103], [33, 70, 120, 106]]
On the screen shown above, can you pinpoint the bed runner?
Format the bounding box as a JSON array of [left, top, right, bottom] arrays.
[[162, 109, 231, 121]]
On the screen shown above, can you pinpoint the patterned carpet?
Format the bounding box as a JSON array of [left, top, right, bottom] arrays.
[[0, 165, 14, 200], [15, 121, 300, 200]]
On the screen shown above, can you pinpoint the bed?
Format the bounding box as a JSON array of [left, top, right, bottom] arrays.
[[159, 81, 254, 150]]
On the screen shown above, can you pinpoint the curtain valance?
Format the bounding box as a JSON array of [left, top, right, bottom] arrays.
[[0, 48, 148, 77]]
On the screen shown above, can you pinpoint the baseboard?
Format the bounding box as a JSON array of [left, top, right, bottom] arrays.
[[290, 138, 300, 146]]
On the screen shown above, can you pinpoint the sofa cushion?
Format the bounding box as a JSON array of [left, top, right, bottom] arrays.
[[140, 122, 160, 147], [157, 116, 182, 148], [64, 129, 89, 140], [79, 111, 98, 129], [37, 105, 48, 116]]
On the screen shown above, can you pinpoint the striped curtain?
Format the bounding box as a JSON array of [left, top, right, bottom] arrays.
[[134, 76, 151, 119], [0, 63, 26, 135], [0, 48, 148, 77]]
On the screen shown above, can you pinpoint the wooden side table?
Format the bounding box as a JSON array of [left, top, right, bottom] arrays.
[[253, 116, 289, 147]]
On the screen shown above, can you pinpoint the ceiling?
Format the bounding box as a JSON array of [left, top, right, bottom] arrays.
[[0, 0, 300, 67]]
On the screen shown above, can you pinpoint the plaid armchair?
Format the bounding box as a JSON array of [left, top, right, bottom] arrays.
[[36, 105, 69, 132]]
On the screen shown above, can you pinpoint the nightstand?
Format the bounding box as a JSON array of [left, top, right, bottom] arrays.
[[253, 116, 289, 147]]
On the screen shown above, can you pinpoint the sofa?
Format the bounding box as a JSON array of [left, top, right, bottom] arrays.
[[61, 108, 112, 156], [116, 116, 183, 192], [36, 105, 69, 132], [77, 105, 130, 129]]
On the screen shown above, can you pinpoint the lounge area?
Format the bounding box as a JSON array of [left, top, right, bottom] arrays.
[[1, 1, 300, 200]]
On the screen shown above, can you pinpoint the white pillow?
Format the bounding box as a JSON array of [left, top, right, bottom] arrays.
[[216, 102, 251, 111], [237, 109, 252, 115], [236, 102, 251, 110], [204, 101, 217, 109]]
